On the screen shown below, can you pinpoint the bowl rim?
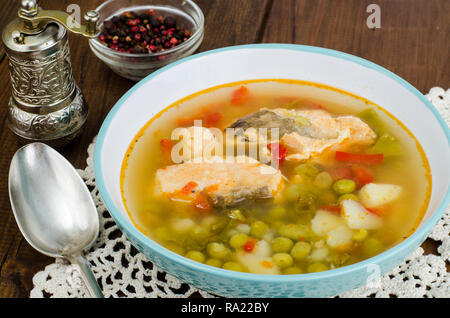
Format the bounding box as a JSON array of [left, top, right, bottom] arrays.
[[89, 0, 205, 58], [94, 43, 450, 283]]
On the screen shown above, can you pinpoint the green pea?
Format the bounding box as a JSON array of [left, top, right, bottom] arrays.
[[229, 233, 249, 249], [333, 179, 356, 194], [272, 237, 294, 253], [314, 171, 333, 189], [338, 193, 359, 203], [272, 253, 294, 269], [284, 184, 302, 201], [268, 206, 287, 219], [307, 263, 329, 273], [222, 262, 243, 272], [166, 243, 185, 255], [206, 242, 231, 260], [205, 259, 223, 268], [190, 226, 210, 242], [363, 238, 384, 256], [185, 250, 205, 263], [250, 221, 268, 238], [283, 266, 303, 275], [352, 229, 368, 242], [229, 209, 246, 221], [296, 191, 317, 214], [291, 241, 311, 260], [278, 224, 308, 241], [319, 190, 338, 206], [153, 226, 172, 241], [331, 253, 350, 266], [294, 163, 319, 178]]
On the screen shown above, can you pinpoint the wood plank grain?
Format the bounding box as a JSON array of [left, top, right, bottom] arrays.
[[0, 0, 271, 297], [262, 0, 450, 93], [0, 1, 21, 60]]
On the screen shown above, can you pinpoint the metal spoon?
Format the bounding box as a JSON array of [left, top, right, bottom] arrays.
[[8, 142, 103, 298]]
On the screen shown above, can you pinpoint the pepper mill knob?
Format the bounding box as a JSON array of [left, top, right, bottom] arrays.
[[17, 0, 99, 37], [20, 0, 38, 16], [84, 10, 100, 36]]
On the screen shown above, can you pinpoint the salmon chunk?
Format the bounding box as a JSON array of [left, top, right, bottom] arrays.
[[229, 108, 376, 161], [155, 156, 284, 207]]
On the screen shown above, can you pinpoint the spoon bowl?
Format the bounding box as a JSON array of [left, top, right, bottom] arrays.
[[8, 142, 103, 298]]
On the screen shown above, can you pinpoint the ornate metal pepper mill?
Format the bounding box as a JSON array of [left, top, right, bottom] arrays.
[[2, 0, 99, 147]]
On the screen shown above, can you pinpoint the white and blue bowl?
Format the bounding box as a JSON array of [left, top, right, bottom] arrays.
[[94, 44, 450, 297]]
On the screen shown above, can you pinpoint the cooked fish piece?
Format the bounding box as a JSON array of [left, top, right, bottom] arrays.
[[228, 108, 376, 161], [229, 109, 312, 138], [171, 126, 222, 162], [155, 156, 284, 207]]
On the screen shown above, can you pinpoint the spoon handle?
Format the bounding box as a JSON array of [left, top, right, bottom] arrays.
[[69, 253, 104, 298]]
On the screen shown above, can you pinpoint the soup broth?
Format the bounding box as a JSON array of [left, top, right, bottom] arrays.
[[121, 80, 431, 275]]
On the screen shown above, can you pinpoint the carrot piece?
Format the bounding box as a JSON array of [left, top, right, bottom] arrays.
[[352, 165, 374, 188], [321, 205, 341, 214], [176, 117, 195, 127], [204, 112, 222, 127], [243, 238, 256, 253], [260, 260, 274, 269], [160, 138, 173, 150], [231, 86, 250, 105], [367, 207, 383, 216], [335, 151, 384, 165], [181, 181, 198, 194], [204, 184, 219, 196], [299, 99, 324, 110], [160, 138, 174, 161], [328, 165, 353, 181], [191, 193, 212, 213]]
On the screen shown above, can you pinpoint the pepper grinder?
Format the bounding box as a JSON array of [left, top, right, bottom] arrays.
[[2, 0, 99, 147]]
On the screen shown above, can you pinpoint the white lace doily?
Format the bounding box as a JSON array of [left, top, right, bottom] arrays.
[[30, 87, 450, 298]]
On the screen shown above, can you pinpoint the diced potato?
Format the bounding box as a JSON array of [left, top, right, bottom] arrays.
[[308, 246, 329, 262], [358, 183, 402, 208], [326, 225, 353, 250], [235, 223, 251, 234], [311, 209, 345, 236], [341, 199, 382, 230], [236, 240, 280, 274], [170, 218, 196, 234], [252, 240, 272, 257]]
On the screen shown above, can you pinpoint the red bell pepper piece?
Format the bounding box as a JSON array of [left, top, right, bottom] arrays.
[[352, 165, 374, 188], [267, 143, 288, 168], [243, 238, 256, 253], [335, 151, 384, 165]]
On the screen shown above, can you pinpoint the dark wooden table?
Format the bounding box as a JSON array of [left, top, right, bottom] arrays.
[[0, 0, 448, 298]]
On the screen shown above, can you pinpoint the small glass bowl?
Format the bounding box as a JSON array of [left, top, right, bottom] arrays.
[[89, 0, 204, 81]]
